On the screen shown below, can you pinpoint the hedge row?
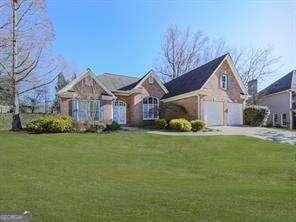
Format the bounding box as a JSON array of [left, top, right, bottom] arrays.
[[26, 115, 73, 133], [155, 118, 206, 132]]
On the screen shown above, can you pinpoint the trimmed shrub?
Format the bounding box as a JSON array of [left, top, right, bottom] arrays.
[[85, 122, 106, 133], [169, 118, 192, 132], [191, 119, 206, 131], [155, 118, 167, 129], [26, 115, 73, 133], [106, 121, 121, 131], [244, 106, 269, 126]]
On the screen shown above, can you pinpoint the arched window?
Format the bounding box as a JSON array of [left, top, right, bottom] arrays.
[[143, 97, 159, 120]]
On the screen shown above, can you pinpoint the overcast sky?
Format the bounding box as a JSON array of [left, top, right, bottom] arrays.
[[47, 0, 296, 89]]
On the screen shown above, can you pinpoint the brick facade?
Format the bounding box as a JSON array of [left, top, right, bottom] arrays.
[[60, 74, 166, 126], [59, 56, 245, 127], [162, 96, 199, 120], [60, 75, 113, 125], [200, 60, 244, 125], [162, 60, 245, 124], [116, 78, 166, 126]]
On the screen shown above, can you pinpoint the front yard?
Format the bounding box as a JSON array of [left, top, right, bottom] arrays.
[[0, 132, 295, 221]]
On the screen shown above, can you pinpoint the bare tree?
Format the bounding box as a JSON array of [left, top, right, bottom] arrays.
[[156, 26, 281, 88], [155, 25, 207, 81], [201, 38, 230, 64], [235, 46, 281, 86], [195, 39, 281, 86], [23, 87, 44, 113], [0, 0, 61, 130]]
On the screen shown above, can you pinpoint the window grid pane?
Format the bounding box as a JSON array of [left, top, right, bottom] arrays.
[[143, 97, 159, 120], [72, 100, 103, 123]]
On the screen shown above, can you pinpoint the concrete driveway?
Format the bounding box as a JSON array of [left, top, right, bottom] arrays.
[[210, 126, 296, 145], [148, 126, 296, 145]]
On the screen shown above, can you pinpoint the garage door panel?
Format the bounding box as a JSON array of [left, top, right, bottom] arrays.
[[203, 101, 223, 126], [228, 103, 243, 125]]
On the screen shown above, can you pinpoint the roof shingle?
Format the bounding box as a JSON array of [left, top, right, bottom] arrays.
[[259, 70, 296, 96], [162, 54, 228, 99], [96, 73, 139, 91]]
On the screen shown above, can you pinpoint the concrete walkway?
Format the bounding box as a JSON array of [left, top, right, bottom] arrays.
[[147, 126, 296, 145]]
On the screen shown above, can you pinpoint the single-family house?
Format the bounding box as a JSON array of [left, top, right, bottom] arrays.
[[58, 54, 247, 127], [257, 70, 296, 129]]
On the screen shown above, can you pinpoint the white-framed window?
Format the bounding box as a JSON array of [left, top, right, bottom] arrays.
[[71, 99, 103, 122], [273, 113, 278, 126], [143, 97, 159, 120], [220, 74, 228, 90], [281, 113, 287, 127], [148, 76, 154, 84]]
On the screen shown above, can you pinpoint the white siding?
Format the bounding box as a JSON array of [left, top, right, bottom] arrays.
[[258, 91, 291, 126]]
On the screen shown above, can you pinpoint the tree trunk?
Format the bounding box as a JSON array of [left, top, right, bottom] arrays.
[[11, 86, 22, 131], [10, 0, 22, 131], [12, 114, 22, 131]]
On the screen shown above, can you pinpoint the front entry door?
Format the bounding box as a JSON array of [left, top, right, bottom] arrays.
[[113, 100, 126, 125]]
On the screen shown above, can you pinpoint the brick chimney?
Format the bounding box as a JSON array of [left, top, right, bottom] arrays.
[[247, 79, 258, 96]]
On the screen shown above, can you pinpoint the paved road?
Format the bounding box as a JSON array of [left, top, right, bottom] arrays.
[[148, 126, 296, 145]]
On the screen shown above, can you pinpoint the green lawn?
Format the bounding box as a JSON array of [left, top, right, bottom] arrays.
[[0, 132, 295, 221]]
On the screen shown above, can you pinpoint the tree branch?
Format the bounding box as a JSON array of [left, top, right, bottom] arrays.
[[19, 73, 59, 95], [16, 2, 34, 27]]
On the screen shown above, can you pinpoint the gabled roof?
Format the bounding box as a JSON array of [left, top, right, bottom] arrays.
[[96, 73, 140, 91], [132, 69, 169, 93], [97, 70, 168, 93], [59, 69, 168, 97], [163, 54, 228, 99], [259, 70, 296, 96], [58, 68, 115, 97]]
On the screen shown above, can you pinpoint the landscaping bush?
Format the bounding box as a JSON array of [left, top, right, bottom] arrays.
[[244, 106, 269, 126], [154, 118, 167, 129], [191, 119, 206, 131], [169, 118, 192, 132], [85, 122, 106, 133], [106, 121, 121, 131], [26, 115, 73, 133]]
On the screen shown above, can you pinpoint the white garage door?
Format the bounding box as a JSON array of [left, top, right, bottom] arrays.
[[228, 103, 243, 125], [203, 101, 223, 126]]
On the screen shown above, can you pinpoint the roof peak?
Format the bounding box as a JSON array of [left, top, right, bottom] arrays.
[[101, 72, 140, 79]]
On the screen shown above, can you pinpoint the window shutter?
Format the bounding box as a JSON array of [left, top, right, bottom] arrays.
[[69, 100, 72, 116], [227, 75, 233, 90], [219, 75, 223, 88], [71, 100, 78, 120], [99, 100, 104, 121]]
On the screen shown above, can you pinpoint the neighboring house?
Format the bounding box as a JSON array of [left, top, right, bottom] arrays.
[[58, 53, 247, 127], [257, 70, 296, 129]]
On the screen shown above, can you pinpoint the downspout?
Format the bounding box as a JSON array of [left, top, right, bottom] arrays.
[[197, 94, 200, 119]]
